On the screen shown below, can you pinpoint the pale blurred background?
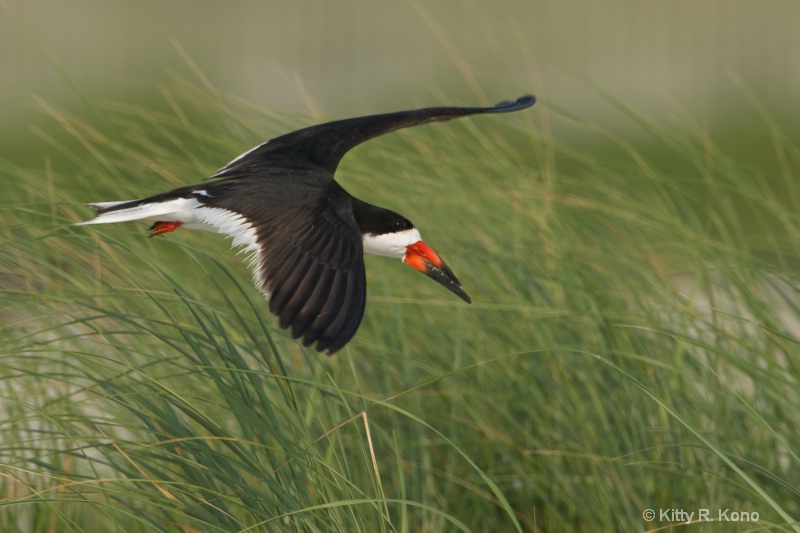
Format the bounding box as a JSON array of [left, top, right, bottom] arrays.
[[3, 0, 800, 165]]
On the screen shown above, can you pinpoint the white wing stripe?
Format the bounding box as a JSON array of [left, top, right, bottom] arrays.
[[194, 207, 267, 295], [211, 141, 270, 176], [77, 198, 270, 298]]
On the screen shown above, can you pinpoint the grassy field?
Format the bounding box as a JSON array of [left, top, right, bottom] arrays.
[[2, 79, 799, 532]]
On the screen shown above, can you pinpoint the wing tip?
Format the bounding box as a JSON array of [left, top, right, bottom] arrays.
[[493, 95, 536, 112]]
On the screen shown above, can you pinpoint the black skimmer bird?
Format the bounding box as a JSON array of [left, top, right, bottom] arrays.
[[78, 95, 535, 353]]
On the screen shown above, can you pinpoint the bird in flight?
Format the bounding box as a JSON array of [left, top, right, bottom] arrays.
[[78, 95, 536, 353]]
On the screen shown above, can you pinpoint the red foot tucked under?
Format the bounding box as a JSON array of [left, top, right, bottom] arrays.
[[149, 221, 183, 237]]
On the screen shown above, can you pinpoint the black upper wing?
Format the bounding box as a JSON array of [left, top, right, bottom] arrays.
[[212, 95, 536, 177], [199, 172, 366, 354]]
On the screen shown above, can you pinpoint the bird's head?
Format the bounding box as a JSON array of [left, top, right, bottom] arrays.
[[361, 213, 472, 304]]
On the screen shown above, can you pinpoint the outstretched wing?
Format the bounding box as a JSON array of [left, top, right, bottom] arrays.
[[187, 174, 367, 354], [212, 95, 536, 177], [78, 173, 366, 354]]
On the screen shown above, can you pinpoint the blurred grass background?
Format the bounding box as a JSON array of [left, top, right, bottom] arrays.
[[3, 1, 800, 532]]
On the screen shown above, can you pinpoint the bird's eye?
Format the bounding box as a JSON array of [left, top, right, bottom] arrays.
[[392, 220, 405, 230]]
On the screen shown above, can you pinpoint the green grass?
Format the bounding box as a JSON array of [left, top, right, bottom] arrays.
[[2, 79, 799, 532]]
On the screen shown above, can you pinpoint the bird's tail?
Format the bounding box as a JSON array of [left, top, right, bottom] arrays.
[[76, 199, 174, 226]]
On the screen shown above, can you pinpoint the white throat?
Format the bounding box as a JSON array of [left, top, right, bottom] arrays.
[[362, 228, 421, 259]]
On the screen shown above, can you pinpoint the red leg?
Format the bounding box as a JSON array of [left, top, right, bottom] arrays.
[[149, 221, 183, 237]]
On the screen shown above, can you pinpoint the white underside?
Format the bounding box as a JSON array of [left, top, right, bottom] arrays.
[[80, 197, 422, 259], [78, 197, 421, 292], [78, 197, 266, 291]]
